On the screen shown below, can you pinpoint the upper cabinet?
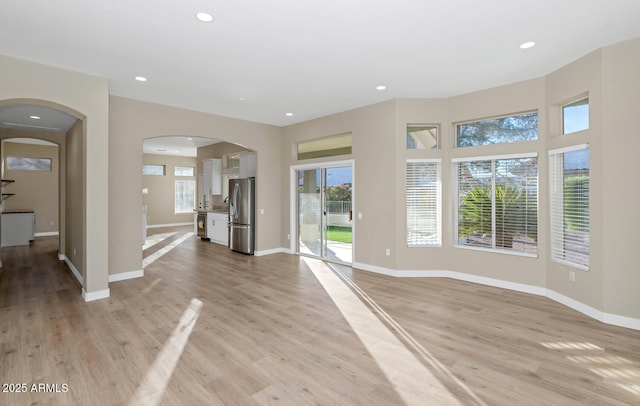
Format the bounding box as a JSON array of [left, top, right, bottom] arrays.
[[203, 158, 222, 195], [239, 153, 256, 178]]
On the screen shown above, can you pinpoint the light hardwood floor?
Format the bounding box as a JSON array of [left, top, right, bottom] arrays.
[[1, 226, 639, 405]]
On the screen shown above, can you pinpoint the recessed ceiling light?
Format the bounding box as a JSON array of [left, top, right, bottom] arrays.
[[520, 41, 536, 49], [135, 76, 147, 82], [238, 97, 246, 102], [285, 112, 294, 117], [196, 12, 214, 23], [29, 115, 41, 120], [376, 85, 387, 91]]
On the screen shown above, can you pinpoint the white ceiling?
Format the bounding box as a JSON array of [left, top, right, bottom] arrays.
[[1, 1, 640, 128], [0, 105, 77, 133]]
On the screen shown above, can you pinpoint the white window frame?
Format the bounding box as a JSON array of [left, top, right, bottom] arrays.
[[406, 159, 442, 247], [407, 124, 439, 150], [175, 180, 196, 214], [143, 164, 165, 176], [562, 98, 589, 135], [7, 156, 52, 171], [174, 166, 195, 177], [453, 152, 538, 257], [549, 144, 590, 270], [456, 111, 538, 148]]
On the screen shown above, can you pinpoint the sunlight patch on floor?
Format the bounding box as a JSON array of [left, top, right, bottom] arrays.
[[305, 257, 483, 405], [143, 232, 193, 268], [326, 262, 487, 406], [541, 341, 640, 398], [128, 298, 203, 406], [143, 232, 177, 250]]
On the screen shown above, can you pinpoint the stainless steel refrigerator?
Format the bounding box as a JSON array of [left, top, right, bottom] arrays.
[[228, 177, 255, 254]]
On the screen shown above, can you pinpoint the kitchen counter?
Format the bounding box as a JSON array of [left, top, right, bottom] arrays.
[[195, 208, 228, 214]]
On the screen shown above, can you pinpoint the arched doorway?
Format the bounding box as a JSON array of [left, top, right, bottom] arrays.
[[140, 135, 256, 265], [0, 101, 86, 289]]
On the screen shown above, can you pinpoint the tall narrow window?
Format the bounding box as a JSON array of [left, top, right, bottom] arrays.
[[454, 154, 538, 254], [175, 180, 196, 214], [406, 160, 441, 246], [549, 145, 590, 270]]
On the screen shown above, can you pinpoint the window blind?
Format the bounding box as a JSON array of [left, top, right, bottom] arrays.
[[455, 156, 538, 254], [549, 145, 590, 270], [406, 160, 441, 246], [175, 180, 196, 214]]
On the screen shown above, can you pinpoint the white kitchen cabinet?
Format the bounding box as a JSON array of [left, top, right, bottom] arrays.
[[1, 211, 35, 247], [202, 158, 222, 196], [207, 212, 228, 246], [239, 153, 256, 178]]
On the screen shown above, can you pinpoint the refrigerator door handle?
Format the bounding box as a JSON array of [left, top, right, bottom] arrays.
[[230, 182, 240, 218], [229, 224, 249, 229]]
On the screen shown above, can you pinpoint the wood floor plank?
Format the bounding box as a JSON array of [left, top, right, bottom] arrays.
[[1, 227, 639, 405]]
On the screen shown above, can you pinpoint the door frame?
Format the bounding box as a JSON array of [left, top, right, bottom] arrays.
[[289, 159, 354, 263]]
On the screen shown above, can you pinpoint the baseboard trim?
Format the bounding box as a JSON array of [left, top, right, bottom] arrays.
[[62, 255, 84, 285], [352, 261, 640, 331], [255, 247, 291, 256], [82, 288, 110, 302], [109, 269, 144, 283], [147, 222, 193, 229], [35, 231, 59, 237]]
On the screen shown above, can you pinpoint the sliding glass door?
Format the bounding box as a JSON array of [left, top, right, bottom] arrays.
[[296, 164, 352, 263]]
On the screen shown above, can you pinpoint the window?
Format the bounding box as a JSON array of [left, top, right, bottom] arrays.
[[562, 98, 589, 134], [456, 112, 538, 147], [175, 180, 196, 214], [7, 157, 52, 171], [297, 133, 352, 160], [406, 160, 441, 246], [407, 125, 438, 149], [549, 145, 590, 270], [225, 154, 240, 169], [174, 166, 194, 177], [143, 164, 165, 175], [454, 154, 538, 254]]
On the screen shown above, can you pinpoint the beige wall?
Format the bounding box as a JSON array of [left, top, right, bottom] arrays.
[[1, 141, 59, 234], [283, 100, 397, 267], [109, 96, 283, 277], [545, 50, 603, 310], [1, 38, 638, 321], [281, 39, 640, 322], [444, 78, 547, 287], [65, 120, 85, 280], [143, 153, 197, 226], [601, 39, 640, 318], [0, 55, 109, 297]]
